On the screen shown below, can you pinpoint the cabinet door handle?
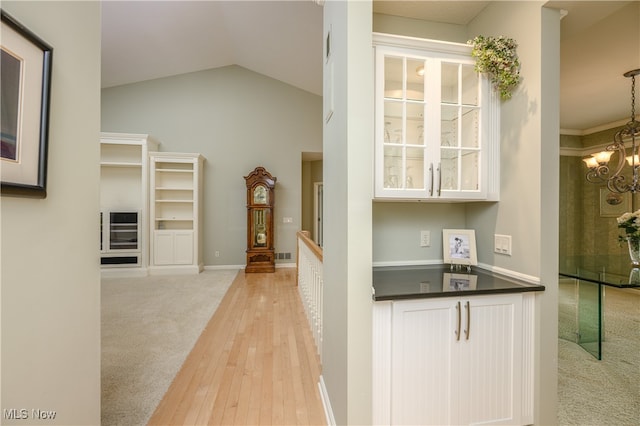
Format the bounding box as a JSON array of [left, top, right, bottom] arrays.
[[437, 162, 442, 197], [455, 301, 461, 341], [464, 301, 470, 340], [429, 163, 434, 196]]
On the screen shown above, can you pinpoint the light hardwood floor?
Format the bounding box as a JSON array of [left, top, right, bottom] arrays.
[[148, 268, 326, 425]]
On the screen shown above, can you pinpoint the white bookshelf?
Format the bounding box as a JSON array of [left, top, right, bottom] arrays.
[[149, 152, 204, 275]]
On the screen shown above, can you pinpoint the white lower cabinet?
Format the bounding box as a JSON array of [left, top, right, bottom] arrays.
[[153, 230, 193, 265], [373, 293, 534, 425]]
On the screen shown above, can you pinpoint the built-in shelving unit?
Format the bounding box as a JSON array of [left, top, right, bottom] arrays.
[[149, 152, 204, 275], [100, 133, 158, 276]]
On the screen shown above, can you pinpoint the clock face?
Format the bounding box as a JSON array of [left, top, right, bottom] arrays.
[[253, 185, 268, 205]]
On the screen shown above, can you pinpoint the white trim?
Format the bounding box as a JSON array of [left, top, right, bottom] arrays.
[[313, 182, 324, 246], [100, 132, 151, 142], [203, 263, 296, 271], [373, 259, 442, 268], [561, 118, 639, 157], [372, 32, 471, 55], [559, 146, 585, 157], [560, 128, 584, 136], [476, 262, 541, 284], [318, 376, 336, 426], [521, 293, 536, 424], [561, 117, 633, 136], [203, 264, 244, 271], [373, 261, 541, 284], [561, 134, 637, 157], [372, 301, 392, 425]]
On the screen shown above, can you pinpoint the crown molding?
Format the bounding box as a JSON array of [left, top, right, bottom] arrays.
[[561, 117, 636, 136]]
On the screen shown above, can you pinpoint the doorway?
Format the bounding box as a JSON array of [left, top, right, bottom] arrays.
[[314, 182, 323, 247]]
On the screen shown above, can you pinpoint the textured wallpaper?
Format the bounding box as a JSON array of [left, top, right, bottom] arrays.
[[560, 125, 640, 260]]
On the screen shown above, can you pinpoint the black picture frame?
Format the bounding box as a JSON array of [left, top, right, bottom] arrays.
[[1, 10, 53, 197]]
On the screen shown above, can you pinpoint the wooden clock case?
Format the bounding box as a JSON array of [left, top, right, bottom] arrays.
[[244, 167, 277, 273]]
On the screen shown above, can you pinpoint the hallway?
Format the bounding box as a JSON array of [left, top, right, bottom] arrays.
[[147, 269, 326, 425]]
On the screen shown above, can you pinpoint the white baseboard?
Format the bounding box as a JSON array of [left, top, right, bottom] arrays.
[[203, 264, 244, 271], [477, 262, 541, 284], [102, 263, 296, 276], [203, 263, 296, 271], [318, 375, 336, 426], [372, 261, 541, 285], [372, 259, 442, 267]]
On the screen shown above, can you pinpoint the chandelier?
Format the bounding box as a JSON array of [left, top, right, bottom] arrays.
[[584, 69, 640, 193]]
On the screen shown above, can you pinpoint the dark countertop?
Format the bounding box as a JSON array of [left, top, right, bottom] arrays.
[[373, 264, 545, 301]]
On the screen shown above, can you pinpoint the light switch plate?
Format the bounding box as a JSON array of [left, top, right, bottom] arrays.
[[494, 234, 512, 255], [420, 230, 431, 247]]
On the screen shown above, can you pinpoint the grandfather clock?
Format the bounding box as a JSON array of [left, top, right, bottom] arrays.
[[244, 167, 277, 273]]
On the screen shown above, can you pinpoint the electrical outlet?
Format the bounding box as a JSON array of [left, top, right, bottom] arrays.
[[494, 234, 512, 255], [282, 217, 293, 223], [420, 230, 431, 247], [215, 251, 220, 257]]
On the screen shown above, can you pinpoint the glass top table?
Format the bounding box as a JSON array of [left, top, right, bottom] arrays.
[[559, 255, 640, 359], [559, 255, 640, 288]]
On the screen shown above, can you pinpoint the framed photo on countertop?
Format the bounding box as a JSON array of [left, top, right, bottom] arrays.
[[443, 229, 478, 266]]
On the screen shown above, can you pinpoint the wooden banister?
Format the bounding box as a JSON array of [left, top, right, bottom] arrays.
[[296, 230, 323, 261]]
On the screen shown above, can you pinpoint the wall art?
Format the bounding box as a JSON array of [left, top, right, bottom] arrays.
[[1, 10, 53, 197]]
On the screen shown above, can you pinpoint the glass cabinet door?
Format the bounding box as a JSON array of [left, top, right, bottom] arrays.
[[374, 34, 499, 201], [440, 62, 481, 193], [382, 55, 427, 193]]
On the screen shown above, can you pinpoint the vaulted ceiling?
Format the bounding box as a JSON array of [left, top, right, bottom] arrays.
[[101, 1, 640, 134]]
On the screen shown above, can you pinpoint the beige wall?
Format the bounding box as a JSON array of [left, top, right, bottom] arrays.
[[101, 66, 323, 267], [321, 1, 374, 424], [373, 11, 468, 43], [0, 1, 101, 424], [467, 3, 560, 424]]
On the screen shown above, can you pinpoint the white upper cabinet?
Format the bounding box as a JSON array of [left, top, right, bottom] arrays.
[[373, 33, 500, 201]]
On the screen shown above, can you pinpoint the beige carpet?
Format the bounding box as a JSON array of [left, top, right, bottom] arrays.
[[558, 281, 640, 425], [101, 269, 239, 426]]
